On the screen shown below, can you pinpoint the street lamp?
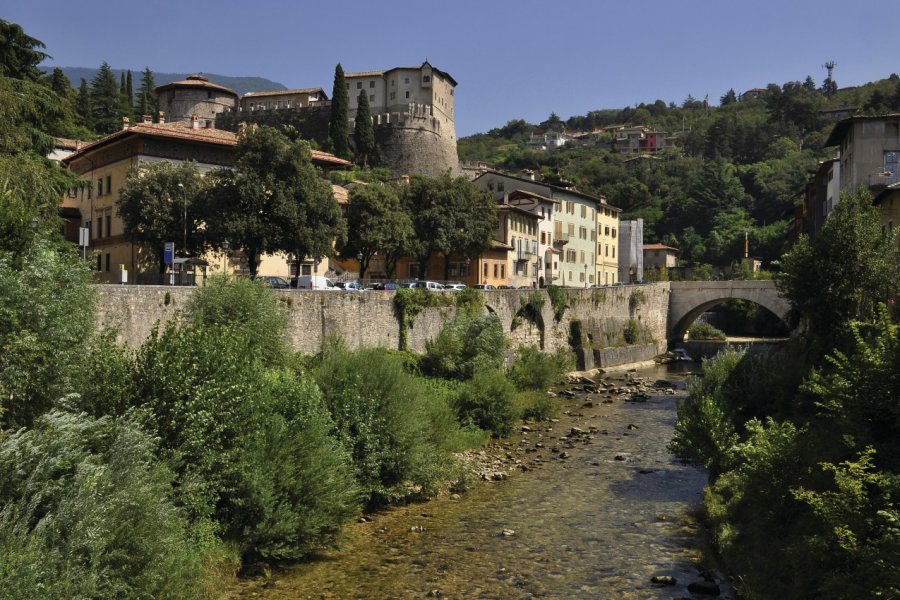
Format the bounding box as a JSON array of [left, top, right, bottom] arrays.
[[177, 182, 186, 256], [584, 264, 588, 288], [221, 239, 230, 273]]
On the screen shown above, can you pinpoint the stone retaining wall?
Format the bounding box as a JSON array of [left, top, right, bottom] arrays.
[[95, 283, 671, 367]]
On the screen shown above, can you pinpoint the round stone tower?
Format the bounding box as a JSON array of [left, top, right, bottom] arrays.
[[155, 74, 238, 126]]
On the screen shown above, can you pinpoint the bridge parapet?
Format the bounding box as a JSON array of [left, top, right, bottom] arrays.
[[668, 280, 792, 343]]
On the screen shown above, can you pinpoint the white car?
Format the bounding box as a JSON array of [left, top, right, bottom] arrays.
[[443, 283, 467, 291]]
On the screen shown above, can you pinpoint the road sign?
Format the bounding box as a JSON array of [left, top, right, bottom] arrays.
[[78, 227, 90, 247], [163, 242, 175, 265]]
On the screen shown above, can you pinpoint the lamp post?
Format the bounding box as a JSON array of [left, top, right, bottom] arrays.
[[177, 182, 186, 256], [584, 263, 588, 288], [221, 239, 230, 273], [464, 256, 471, 285]]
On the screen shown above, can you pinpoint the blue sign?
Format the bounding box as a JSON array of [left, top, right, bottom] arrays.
[[163, 242, 175, 266]]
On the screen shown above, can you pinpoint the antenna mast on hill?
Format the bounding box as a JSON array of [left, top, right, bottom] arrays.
[[823, 61, 836, 80]]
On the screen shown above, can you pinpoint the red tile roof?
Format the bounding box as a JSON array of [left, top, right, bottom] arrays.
[[243, 87, 326, 99], [643, 243, 678, 252], [155, 74, 238, 97], [311, 150, 352, 168]]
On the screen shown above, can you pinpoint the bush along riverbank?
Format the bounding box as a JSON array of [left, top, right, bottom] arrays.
[[0, 275, 590, 598], [669, 190, 900, 600]]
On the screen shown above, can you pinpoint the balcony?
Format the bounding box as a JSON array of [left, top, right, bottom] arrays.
[[868, 171, 900, 190], [516, 249, 537, 262], [552, 232, 570, 246]]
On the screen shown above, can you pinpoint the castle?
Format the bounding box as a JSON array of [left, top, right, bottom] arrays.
[[202, 61, 460, 177]]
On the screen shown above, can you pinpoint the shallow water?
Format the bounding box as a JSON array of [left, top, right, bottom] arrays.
[[230, 363, 733, 599]]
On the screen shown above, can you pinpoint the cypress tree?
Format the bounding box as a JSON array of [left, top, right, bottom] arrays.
[[354, 89, 376, 167], [76, 77, 93, 130], [119, 71, 126, 96], [136, 66, 157, 120], [91, 61, 121, 134], [329, 63, 350, 159], [126, 70, 134, 110]]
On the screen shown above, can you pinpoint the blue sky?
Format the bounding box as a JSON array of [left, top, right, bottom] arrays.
[[8, 0, 899, 136]]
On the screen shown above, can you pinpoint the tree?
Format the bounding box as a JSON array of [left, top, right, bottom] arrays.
[[47, 67, 70, 98], [126, 69, 133, 112], [354, 90, 376, 167], [341, 184, 412, 280], [400, 174, 497, 280], [0, 19, 47, 81], [75, 77, 92, 129], [136, 66, 158, 119], [777, 187, 899, 343], [720, 88, 737, 106], [117, 161, 205, 273], [802, 75, 817, 91], [91, 61, 121, 134], [329, 63, 350, 159], [201, 126, 345, 278]]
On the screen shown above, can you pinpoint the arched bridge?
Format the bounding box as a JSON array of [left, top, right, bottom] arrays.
[[668, 280, 792, 343]]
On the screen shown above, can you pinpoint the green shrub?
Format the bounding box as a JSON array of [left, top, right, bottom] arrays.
[[453, 287, 484, 316], [315, 347, 465, 505], [131, 321, 359, 560], [507, 346, 573, 391], [688, 321, 727, 340], [393, 288, 453, 350], [0, 240, 95, 428], [516, 391, 560, 422], [0, 410, 234, 600], [623, 318, 639, 344], [422, 313, 505, 380], [453, 368, 518, 437], [669, 348, 743, 477], [545, 285, 567, 322], [70, 329, 135, 418], [186, 274, 288, 366]]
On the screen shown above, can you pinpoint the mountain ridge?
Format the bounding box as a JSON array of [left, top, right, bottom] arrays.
[[46, 66, 287, 96]]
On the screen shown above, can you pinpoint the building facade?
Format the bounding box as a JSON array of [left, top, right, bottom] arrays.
[[618, 219, 644, 283], [61, 119, 350, 283], [596, 197, 621, 285], [474, 171, 617, 287], [240, 88, 328, 111], [497, 205, 540, 288], [643, 243, 678, 272]]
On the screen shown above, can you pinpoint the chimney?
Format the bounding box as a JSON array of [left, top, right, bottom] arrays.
[[158, 111, 166, 124], [399, 174, 410, 185], [142, 114, 152, 124], [121, 116, 130, 130], [191, 114, 199, 130], [522, 169, 535, 181]]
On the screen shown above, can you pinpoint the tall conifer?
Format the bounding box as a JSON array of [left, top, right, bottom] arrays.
[[136, 66, 158, 120], [91, 61, 121, 134], [329, 63, 350, 159], [76, 77, 92, 129], [354, 90, 376, 166]]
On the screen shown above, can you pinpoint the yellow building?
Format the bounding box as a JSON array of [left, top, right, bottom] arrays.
[[596, 196, 621, 285], [62, 117, 351, 283], [497, 205, 540, 288]]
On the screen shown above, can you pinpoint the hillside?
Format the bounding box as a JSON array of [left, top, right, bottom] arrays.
[[458, 75, 900, 271], [50, 66, 286, 96]]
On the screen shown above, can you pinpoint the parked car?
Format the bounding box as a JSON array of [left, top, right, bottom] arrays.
[[443, 282, 467, 291], [407, 280, 443, 290], [497, 285, 514, 289], [473, 284, 495, 290], [258, 275, 290, 289], [292, 275, 336, 290]]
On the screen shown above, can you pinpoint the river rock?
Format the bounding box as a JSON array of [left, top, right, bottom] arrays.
[[650, 575, 677, 586], [614, 454, 627, 461], [688, 580, 722, 595], [501, 528, 515, 537], [521, 425, 533, 432]]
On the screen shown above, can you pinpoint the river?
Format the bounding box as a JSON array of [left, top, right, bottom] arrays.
[[228, 363, 734, 599]]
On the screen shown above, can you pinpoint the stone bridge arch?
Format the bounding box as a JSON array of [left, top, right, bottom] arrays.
[[668, 280, 792, 343]]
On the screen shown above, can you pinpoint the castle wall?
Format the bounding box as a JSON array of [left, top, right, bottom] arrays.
[[374, 110, 460, 177], [159, 89, 236, 124]]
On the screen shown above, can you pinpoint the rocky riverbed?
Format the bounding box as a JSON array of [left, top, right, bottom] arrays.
[[226, 363, 735, 599]]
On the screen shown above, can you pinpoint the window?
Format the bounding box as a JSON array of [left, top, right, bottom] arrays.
[[105, 214, 111, 237], [369, 81, 375, 88], [498, 182, 504, 191], [106, 176, 111, 195], [541, 232, 546, 244], [105, 253, 110, 272], [97, 178, 103, 197], [581, 205, 586, 218], [484, 263, 488, 277], [580, 272, 585, 282], [566, 201, 574, 214], [612, 228, 617, 238], [404, 77, 410, 84], [423, 75, 431, 82], [567, 223, 575, 236], [356, 82, 362, 89], [405, 91, 409, 99], [96, 254, 101, 271], [605, 226, 610, 236], [390, 92, 396, 100], [97, 216, 103, 238], [500, 264, 505, 278], [493, 264, 498, 278], [369, 95, 375, 102], [612, 247, 616, 258]]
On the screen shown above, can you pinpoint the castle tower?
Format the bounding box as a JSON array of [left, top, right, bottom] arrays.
[[155, 74, 238, 126]]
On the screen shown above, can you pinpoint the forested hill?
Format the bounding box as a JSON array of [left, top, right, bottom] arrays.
[[458, 75, 900, 270], [51, 66, 286, 95]]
